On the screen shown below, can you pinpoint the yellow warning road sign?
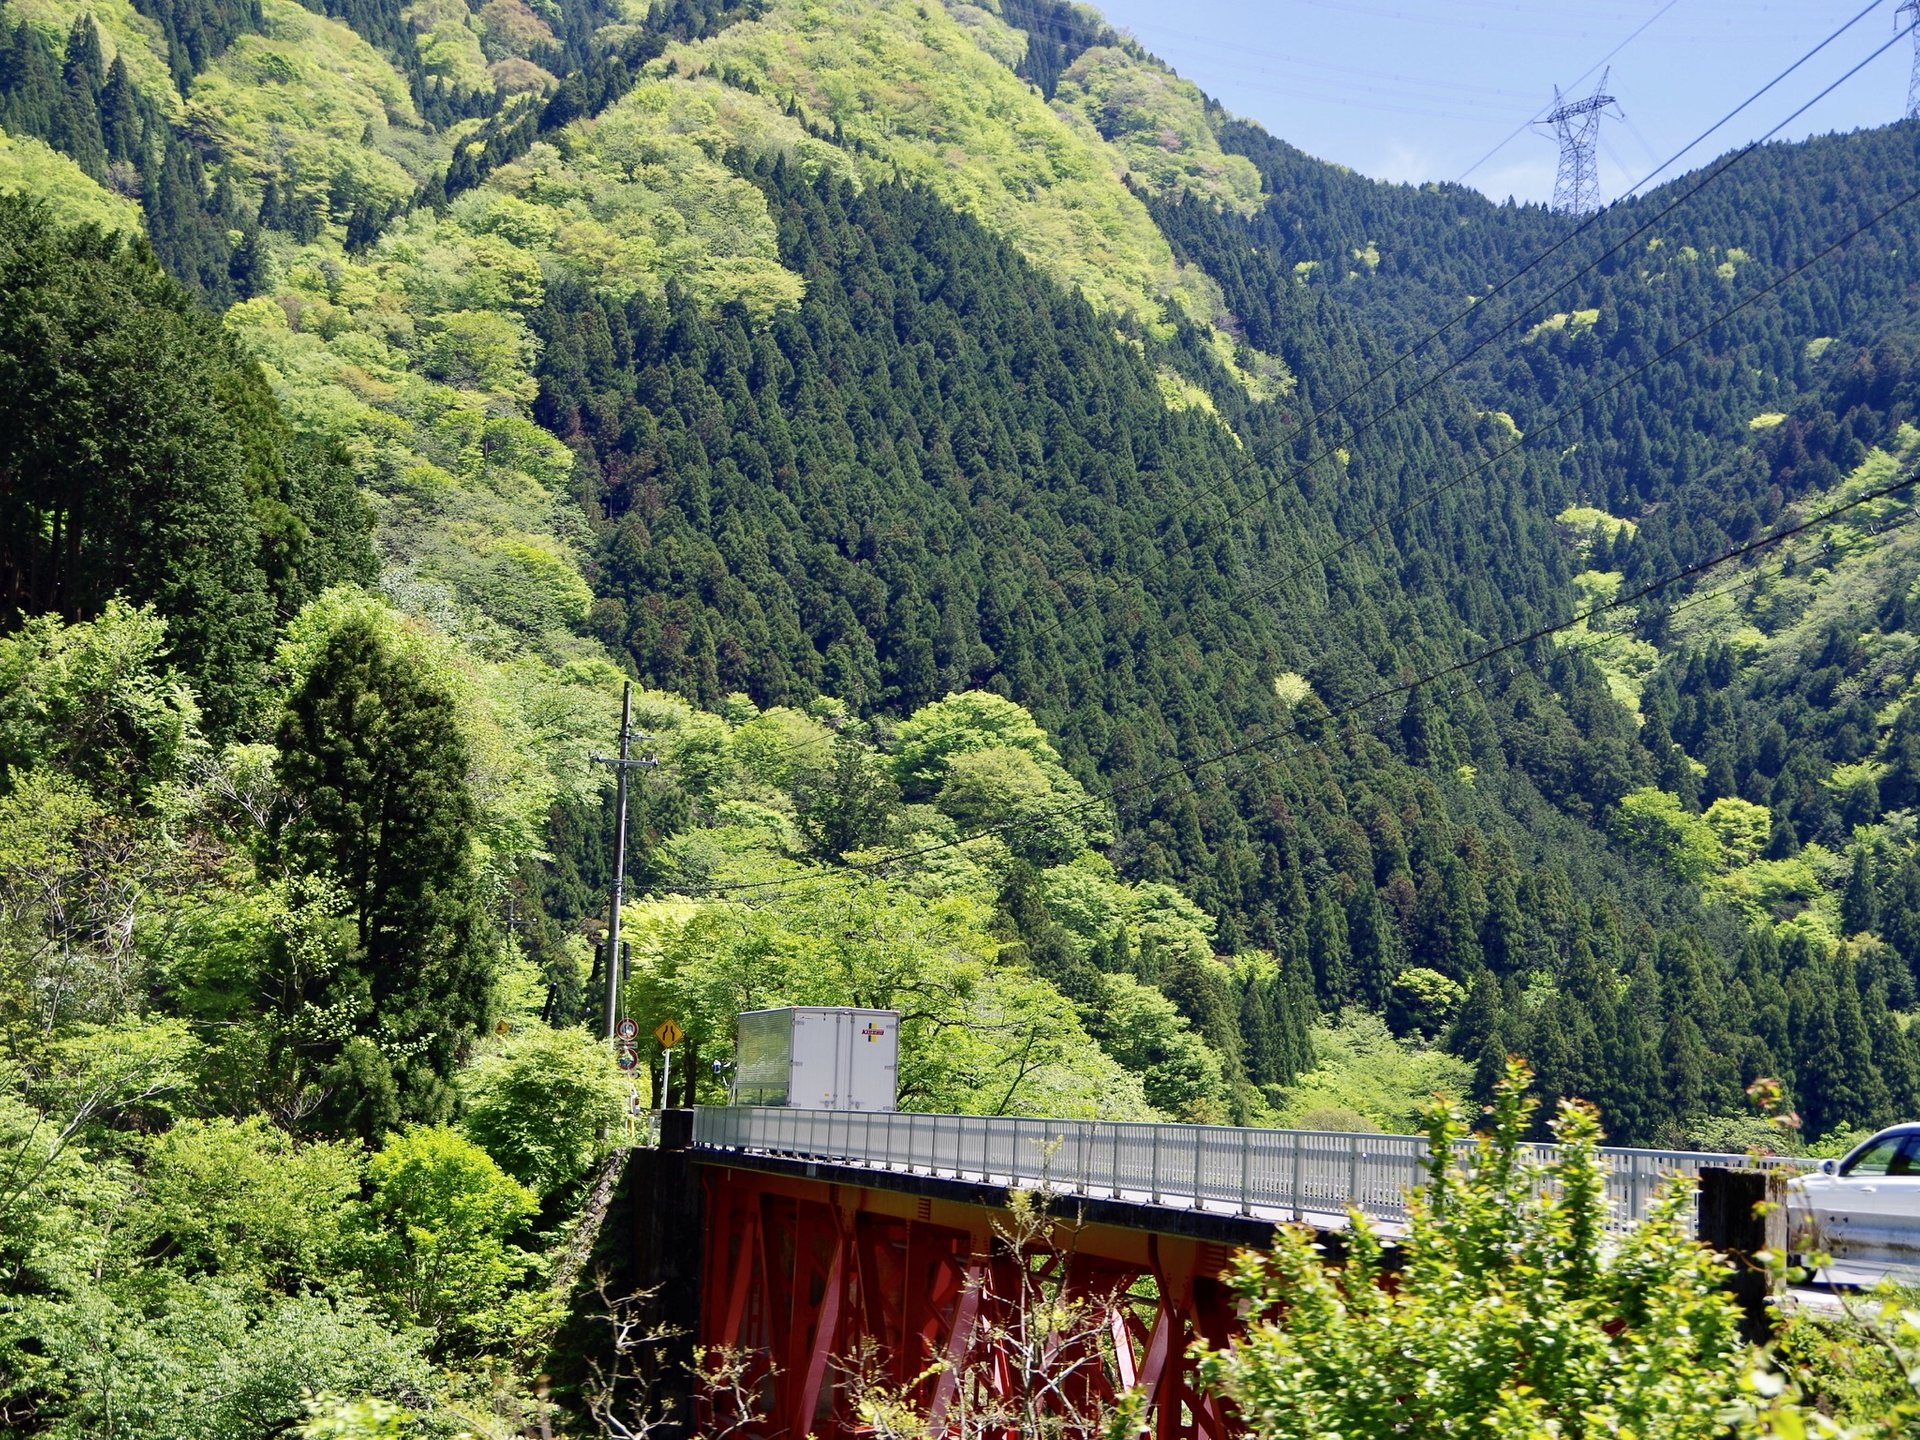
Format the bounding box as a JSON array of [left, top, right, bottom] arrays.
[[654, 1018, 684, 1048]]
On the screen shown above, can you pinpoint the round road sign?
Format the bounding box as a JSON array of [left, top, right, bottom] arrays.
[[615, 1018, 638, 1041]]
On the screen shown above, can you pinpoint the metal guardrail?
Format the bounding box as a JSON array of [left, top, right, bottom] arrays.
[[691, 1106, 1819, 1231]]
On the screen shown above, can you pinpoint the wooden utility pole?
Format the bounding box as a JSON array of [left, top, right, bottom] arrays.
[[592, 681, 653, 1041]]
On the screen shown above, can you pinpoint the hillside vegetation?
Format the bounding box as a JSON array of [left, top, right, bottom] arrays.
[[11, 0, 1920, 1427]]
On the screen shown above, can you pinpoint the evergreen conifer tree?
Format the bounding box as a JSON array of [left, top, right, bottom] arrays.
[[1880, 855, 1920, 981], [1238, 972, 1285, 1087], [274, 614, 495, 1136], [97, 54, 139, 164], [51, 16, 106, 177], [1307, 888, 1351, 1007], [1449, 971, 1503, 1067], [1842, 844, 1880, 937], [1660, 1012, 1709, 1130], [1345, 883, 1397, 1010], [1603, 992, 1664, 1147], [1865, 981, 1920, 1119]]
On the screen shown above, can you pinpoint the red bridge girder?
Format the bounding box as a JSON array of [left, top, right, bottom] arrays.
[[697, 1162, 1246, 1439]]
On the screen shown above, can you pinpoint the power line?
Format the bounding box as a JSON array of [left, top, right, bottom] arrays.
[[919, 9, 1907, 724], [1018, 15, 1535, 101], [673, 407, 1920, 904], [1160, 498, 1920, 825], [1003, 4, 1900, 689], [1181, 103, 1920, 634], [1454, 0, 1681, 186], [633, 6, 1909, 809]]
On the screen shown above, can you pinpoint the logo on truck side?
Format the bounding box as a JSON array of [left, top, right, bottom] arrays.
[[862, 1023, 886, 1042]]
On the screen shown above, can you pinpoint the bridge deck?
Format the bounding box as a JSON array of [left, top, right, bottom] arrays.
[[692, 1105, 1817, 1233], [695, 1146, 1304, 1250]]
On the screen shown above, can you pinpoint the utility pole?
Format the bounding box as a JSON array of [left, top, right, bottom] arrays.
[[1536, 69, 1621, 217], [1902, 0, 1920, 120], [592, 681, 654, 1042]]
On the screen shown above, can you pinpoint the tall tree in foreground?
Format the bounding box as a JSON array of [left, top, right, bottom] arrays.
[[274, 612, 494, 1136]]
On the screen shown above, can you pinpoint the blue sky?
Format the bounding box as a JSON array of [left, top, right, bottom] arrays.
[[1085, 0, 1916, 205]]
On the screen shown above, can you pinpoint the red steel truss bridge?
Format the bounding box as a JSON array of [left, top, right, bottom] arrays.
[[617, 1107, 1812, 1440]]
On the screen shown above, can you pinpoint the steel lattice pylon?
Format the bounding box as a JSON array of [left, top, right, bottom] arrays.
[[1902, 0, 1920, 120], [1537, 68, 1619, 217]]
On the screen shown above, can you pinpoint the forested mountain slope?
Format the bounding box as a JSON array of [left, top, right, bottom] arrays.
[[10, 0, 1920, 1424]]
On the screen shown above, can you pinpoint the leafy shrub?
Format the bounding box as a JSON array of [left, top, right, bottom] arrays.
[[131, 1116, 363, 1288], [1199, 1060, 1746, 1438], [456, 1024, 624, 1198], [351, 1124, 536, 1347]]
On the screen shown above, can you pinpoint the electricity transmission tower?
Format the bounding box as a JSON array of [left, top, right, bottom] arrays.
[[1536, 69, 1620, 217], [1902, 0, 1920, 120]]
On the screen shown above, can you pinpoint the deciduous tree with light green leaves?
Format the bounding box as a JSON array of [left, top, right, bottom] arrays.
[[1612, 785, 1723, 881], [457, 1024, 625, 1199], [350, 1124, 536, 1352]]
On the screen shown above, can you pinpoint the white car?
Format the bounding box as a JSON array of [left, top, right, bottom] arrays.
[[1788, 1123, 1920, 1286]]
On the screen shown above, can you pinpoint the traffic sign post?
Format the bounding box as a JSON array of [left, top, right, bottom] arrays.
[[616, 1018, 638, 1042], [655, 1018, 682, 1109]]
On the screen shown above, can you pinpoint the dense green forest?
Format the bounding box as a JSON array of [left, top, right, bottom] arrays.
[[11, 0, 1920, 1426]]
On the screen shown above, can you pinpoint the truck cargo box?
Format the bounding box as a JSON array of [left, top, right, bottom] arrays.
[[732, 1006, 899, 1111]]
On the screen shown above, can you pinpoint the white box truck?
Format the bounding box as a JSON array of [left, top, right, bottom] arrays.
[[732, 1007, 899, 1111]]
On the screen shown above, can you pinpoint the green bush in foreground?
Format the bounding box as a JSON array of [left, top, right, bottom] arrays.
[[1198, 1058, 1749, 1440]]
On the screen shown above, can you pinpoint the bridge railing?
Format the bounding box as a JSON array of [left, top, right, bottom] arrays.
[[690, 1106, 1818, 1231]]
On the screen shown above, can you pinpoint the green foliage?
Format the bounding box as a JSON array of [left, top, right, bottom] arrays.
[[0, 195, 370, 727], [891, 691, 1070, 798], [300, 1396, 415, 1440], [1706, 795, 1772, 867], [274, 609, 495, 1134], [934, 744, 1096, 864], [1387, 965, 1464, 1039], [789, 730, 900, 859], [129, 1116, 363, 1287], [1612, 785, 1723, 881], [0, 128, 143, 230], [1050, 42, 1263, 216], [352, 1123, 536, 1347], [0, 600, 201, 806], [663, 0, 1279, 384], [184, 0, 435, 214], [1081, 972, 1225, 1119], [622, 878, 1156, 1117], [456, 1024, 624, 1198], [15, 0, 1920, 1424], [1197, 1060, 1747, 1439], [1271, 1009, 1469, 1134], [0, 768, 164, 1037], [1768, 1301, 1920, 1436], [19, 1281, 440, 1440]]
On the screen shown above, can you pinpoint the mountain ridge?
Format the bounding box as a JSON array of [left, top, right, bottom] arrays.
[[7, 0, 1920, 1186]]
